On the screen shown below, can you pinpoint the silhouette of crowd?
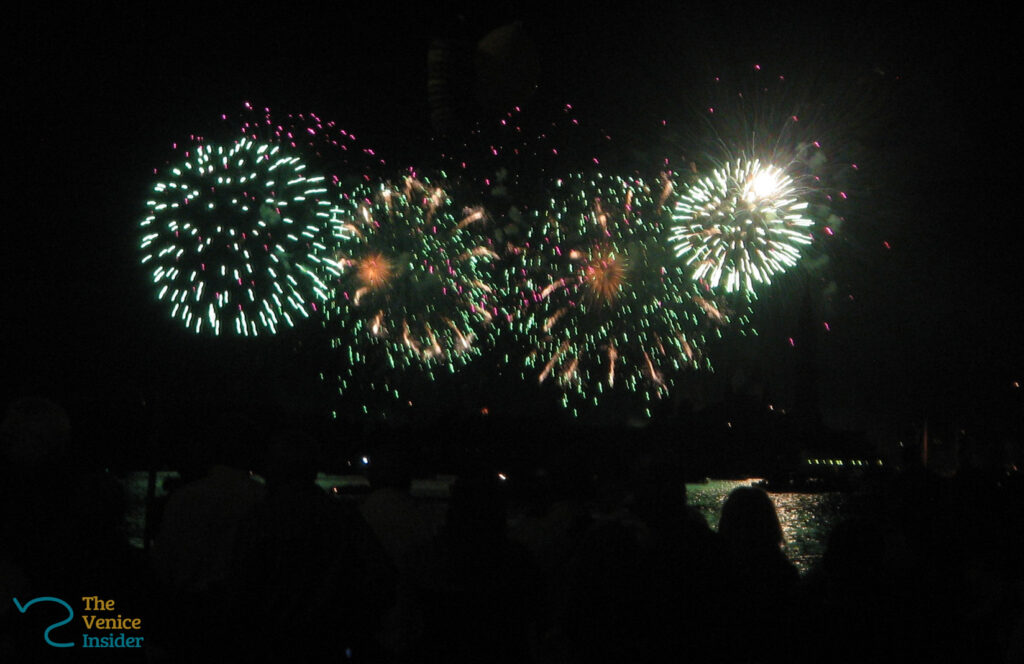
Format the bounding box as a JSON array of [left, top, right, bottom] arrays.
[[2, 397, 1023, 662]]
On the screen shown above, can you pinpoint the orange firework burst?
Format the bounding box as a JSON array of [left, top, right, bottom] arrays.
[[321, 175, 503, 403], [357, 252, 395, 290], [515, 173, 733, 415], [582, 246, 627, 305]]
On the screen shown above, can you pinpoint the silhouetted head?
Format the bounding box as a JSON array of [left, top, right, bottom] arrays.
[[367, 443, 413, 492], [179, 411, 262, 478], [630, 452, 689, 524], [0, 397, 71, 467], [823, 517, 911, 591], [446, 477, 507, 541], [718, 486, 784, 550], [263, 429, 319, 489]]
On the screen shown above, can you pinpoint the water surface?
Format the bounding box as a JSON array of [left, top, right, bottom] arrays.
[[123, 473, 843, 574]]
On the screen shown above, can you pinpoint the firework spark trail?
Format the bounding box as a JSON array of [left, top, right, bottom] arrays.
[[229, 102, 384, 180]]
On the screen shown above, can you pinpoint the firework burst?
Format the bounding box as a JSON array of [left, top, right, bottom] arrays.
[[516, 173, 740, 414], [139, 138, 333, 336], [321, 176, 504, 403], [670, 158, 813, 294]]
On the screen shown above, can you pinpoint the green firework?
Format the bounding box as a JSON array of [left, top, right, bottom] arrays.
[[140, 139, 333, 336], [321, 176, 505, 403], [515, 173, 743, 413]]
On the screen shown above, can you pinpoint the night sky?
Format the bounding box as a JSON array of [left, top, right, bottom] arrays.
[[4, 5, 1021, 461]]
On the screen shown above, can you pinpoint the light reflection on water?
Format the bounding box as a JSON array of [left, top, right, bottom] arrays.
[[124, 474, 844, 574], [687, 479, 844, 575]]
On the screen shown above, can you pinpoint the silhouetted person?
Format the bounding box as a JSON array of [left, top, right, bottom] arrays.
[[230, 429, 395, 661], [561, 452, 730, 663], [561, 518, 649, 663], [359, 443, 438, 657], [796, 516, 919, 663], [1007, 588, 1024, 664], [402, 476, 542, 663], [507, 460, 594, 660], [509, 457, 594, 574], [717, 486, 798, 662], [149, 412, 264, 660], [0, 397, 141, 660], [632, 454, 731, 661], [360, 443, 437, 567], [151, 413, 264, 594]]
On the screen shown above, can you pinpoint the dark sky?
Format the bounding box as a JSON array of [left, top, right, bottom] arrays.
[[4, 4, 1021, 449]]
